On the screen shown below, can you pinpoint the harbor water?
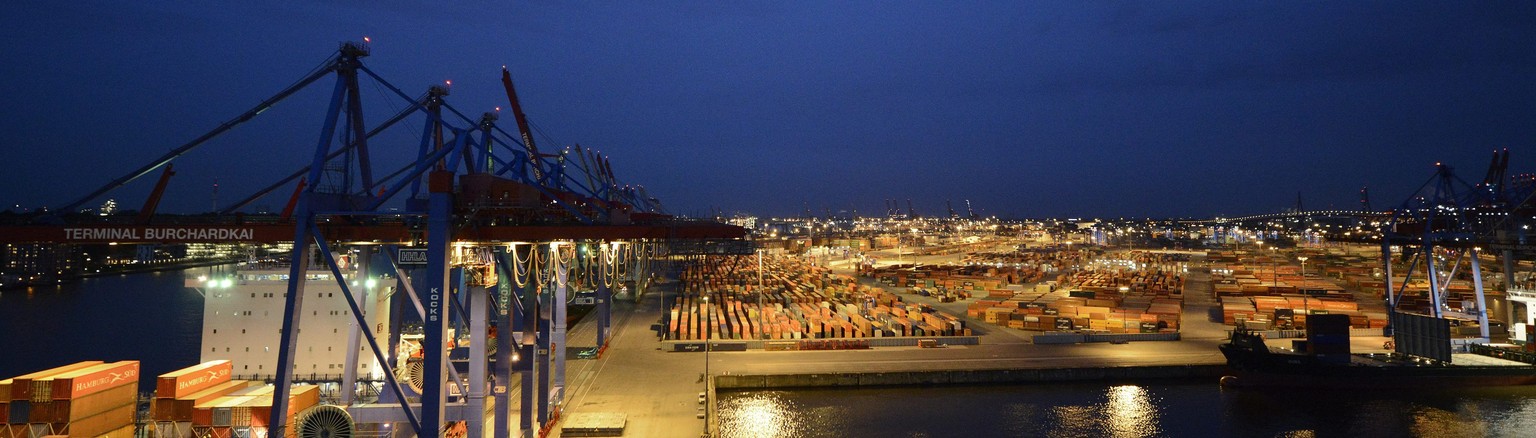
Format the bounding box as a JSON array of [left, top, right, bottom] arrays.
[[717, 382, 1536, 437], [0, 268, 207, 389]]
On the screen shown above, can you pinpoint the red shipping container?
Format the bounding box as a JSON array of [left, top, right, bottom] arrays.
[[7, 361, 103, 400], [50, 361, 139, 400], [156, 360, 233, 399], [29, 400, 54, 424]]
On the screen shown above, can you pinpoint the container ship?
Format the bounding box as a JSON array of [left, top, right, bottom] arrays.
[[191, 264, 391, 383], [1219, 314, 1536, 388]]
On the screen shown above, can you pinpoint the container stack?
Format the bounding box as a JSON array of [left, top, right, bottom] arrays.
[[1059, 269, 1184, 297], [870, 260, 1057, 298], [189, 384, 320, 438], [1306, 314, 1353, 364], [1, 360, 139, 438], [1039, 296, 1181, 333], [671, 255, 968, 340], [962, 259, 1185, 333], [151, 360, 253, 438], [3, 361, 107, 438], [1210, 248, 1391, 329]]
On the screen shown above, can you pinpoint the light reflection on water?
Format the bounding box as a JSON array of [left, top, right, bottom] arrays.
[[718, 390, 811, 433], [717, 382, 1536, 438], [1104, 385, 1159, 437], [719, 384, 1166, 438], [717, 392, 812, 438]]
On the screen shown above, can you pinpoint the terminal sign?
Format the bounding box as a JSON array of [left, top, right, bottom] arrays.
[[398, 248, 429, 265], [63, 227, 256, 241]]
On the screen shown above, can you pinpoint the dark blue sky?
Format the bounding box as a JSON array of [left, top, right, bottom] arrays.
[[2, 2, 1534, 219]]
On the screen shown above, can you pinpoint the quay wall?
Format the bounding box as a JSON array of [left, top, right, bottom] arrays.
[[714, 364, 1228, 390]]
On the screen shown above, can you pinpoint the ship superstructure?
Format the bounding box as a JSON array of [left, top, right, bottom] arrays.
[[190, 263, 391, 383]]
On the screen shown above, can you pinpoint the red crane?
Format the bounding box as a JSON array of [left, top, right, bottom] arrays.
[[137, 164, 176, 224], [501, 67, 546, 180]]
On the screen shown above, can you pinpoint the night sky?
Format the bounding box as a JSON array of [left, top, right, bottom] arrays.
[[2, 2, 1534, 219]]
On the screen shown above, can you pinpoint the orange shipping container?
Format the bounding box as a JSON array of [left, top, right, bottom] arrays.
[[7, 361, 104, 401], [47, 380, 137, 423], [50, 361, 139, 401], [95, 424, 136, 438], [157, 360, 233, 399], [59, 402, 135, 438]]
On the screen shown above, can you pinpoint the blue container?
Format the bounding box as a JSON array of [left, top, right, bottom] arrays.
[[8, 400, 29, 423]]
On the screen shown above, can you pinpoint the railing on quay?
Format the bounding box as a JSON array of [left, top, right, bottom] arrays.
[[661, 336, 979, 351], [1469, 344, 1536, 365], [231, 373, 391, 384]]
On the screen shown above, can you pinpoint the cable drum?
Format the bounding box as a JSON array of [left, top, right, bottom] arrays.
[[297, 405, 355, 438]]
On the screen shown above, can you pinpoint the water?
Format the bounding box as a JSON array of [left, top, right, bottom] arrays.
[[0, 268, 206, 389], [717, 381, 1536, 438]]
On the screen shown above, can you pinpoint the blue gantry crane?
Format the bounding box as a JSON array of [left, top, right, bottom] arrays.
[[7, 40, 744, 438]]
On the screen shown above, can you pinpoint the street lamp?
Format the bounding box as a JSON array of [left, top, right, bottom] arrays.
[[701, 294, 713, 434], [757, 249, 765, 340], [1297, 256, 1308, 278], [1270, 247, 1277, 287], [702, 295, 711, 381]]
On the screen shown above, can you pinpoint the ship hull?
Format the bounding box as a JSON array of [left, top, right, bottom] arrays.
[[1219, 343, 1536, 388]]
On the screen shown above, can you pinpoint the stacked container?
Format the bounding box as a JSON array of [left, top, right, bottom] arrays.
[[672, 255, 968, 341], [1307, 314, 1353, 364], [1, 360, 137, 438], [151, 361, 251, 438], [190, 385, 319, 438]]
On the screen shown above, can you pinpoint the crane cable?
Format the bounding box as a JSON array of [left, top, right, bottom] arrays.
[[510, 244, 535, 288]]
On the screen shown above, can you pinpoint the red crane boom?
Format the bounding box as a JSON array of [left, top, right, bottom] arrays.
[[501, 67, 544, 179]]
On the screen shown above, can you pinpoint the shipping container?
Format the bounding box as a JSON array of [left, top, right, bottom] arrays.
[[236, 385, 317, 428], [49, 361, 139, 401], [156, 361, 233, 400], [153, 421, 194, 438], [6, 362, 103, 401], [7, 400, 29, 424], [97, 424, 136, 438], [209, 402, 235, 427], [29, 400, 54, 425], [56, 402, 134, 438], [47, 380, 136, 424], [197, 395, 257, 427], [156, 380, 260, 422]]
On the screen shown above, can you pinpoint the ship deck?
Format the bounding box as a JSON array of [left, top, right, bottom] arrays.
[[1449, 353, 1531, 367], [1344, 353, 1531, 368]]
